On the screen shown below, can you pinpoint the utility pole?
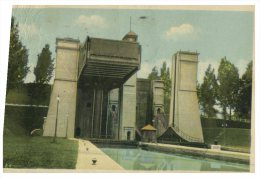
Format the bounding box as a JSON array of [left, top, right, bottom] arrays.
[[52, 94, 60, 143], [66, 113, 69, 138]]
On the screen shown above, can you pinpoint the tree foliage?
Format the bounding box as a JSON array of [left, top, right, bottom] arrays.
[[34, 44, 54, 84], [7, 17, 29, 92], [198, 58, 252, 121], [197, 65, 218, 118], [32, 44, 54, 105], [160, 62, 171, 115], [235, 61, 252, 120], [148, 66, 160, 81], [217, 57, 240, 120], [160, 62, 171, 97]]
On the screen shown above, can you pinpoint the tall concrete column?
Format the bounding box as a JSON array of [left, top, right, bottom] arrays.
[[43, 38, 80, 138], [119, 74, 137, 140], [169, 51, 204, 143], [106, 88, 119, 139], [92, 89, 104, 138]]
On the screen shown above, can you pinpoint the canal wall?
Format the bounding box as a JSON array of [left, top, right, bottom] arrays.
[[139, 142, 250, 164]]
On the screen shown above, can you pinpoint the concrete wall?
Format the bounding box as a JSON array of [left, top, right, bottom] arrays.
[[43, 38, 80, 138], [119, 74, 137, 140], [151, 80, 166, 136], [136, 79, 151, 129], [75, 88, 94, 138], [152, 80, 164, 115], [169, 51, 204, 143], [107, 88, 119, 139]]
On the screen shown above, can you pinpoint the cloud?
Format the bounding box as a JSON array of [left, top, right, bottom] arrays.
[[19, 23, 39, 39], [165, 24, 196, 38], [75, 15, 106, 28]]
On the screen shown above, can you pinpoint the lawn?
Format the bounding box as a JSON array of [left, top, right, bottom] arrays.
[[203, 128, 251, 152], [3, 107, 79, 169], [3, 85, 79, 169], [3, 136, 78, 169]]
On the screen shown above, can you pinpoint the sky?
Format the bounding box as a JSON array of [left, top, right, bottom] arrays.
[[11, 6, 254, 84]]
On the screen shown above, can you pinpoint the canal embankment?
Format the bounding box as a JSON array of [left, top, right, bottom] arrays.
[[139, 142, 250, 164]]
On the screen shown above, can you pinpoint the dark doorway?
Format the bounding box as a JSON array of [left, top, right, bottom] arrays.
[[127, 131, 131, 141], [112, 105, 116, 111], [157, 108, 161, 114]]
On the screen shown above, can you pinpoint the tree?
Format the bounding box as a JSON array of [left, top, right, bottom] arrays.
[[160, 62, 172, 115], [148, 66, 160, 81], [34, 44, 54, 84], [235, 61, 252, 120], [197, 65, 218, 118], [7, 17, 29, 92], [32, 44, 54, 105], [217, 57, 239, 120], [160, 62, 171, 97]]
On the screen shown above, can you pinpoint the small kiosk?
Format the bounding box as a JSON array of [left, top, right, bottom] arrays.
[[141, 124, 157, 142]]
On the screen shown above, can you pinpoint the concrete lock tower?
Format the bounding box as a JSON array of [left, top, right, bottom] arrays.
[[43, 38, 80, 138], [43, 31, 141, 140], [166, 51, 204, 143]]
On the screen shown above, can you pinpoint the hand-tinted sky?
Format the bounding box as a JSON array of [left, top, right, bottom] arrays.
[[12, 7, 254, 83]]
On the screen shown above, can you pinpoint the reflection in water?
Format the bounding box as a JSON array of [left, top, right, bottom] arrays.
[[101, 147, 249, 172]]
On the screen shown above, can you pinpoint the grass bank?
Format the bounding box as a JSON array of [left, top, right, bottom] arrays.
[[3, 136, 78, 169], [203, 128, 251, 152], [4, 106, 47, 136], [4, 104, 79, 169]]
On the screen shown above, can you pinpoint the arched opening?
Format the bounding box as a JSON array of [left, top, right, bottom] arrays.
[[157, 108, 161, 114], [112, 105, 116, 111]]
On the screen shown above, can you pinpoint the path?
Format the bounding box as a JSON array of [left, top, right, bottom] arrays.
[[74, 139, 124, 171]]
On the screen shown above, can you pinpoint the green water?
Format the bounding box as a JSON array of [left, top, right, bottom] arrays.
[[101, 147, 249, 172]]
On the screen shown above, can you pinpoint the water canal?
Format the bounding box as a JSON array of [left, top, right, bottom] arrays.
[[100, 147, 249, 172]]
